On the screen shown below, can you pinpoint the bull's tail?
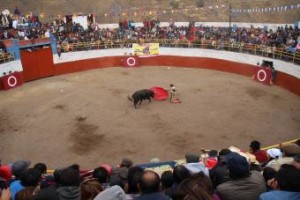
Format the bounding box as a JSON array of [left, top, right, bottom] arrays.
[[128, 95, 133, 101]]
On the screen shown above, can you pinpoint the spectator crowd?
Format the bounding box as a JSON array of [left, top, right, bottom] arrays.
[[0, 10, 300, 58], [0, 139, 300, 200]]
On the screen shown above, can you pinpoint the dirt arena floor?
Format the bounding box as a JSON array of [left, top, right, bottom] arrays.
[[0, 66, 300, 169]]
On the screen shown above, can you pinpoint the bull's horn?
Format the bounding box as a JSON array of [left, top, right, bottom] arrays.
[[128, 95, 133, 101]]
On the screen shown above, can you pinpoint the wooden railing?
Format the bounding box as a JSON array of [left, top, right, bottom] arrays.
[[59, 39, 300, 65], [0, 52, 15, 64]]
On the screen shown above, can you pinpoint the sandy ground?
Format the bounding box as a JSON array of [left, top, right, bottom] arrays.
[[0, 66, 300, 169]]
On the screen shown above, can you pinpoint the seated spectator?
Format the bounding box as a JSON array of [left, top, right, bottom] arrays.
[[15, 168, 42, 200], [110, 158, 133, 187], [204, 150, 218, 170], [80, 178, 103, 200], [160, 170, 175, 199], [0, 164, 12, 182], [259, 164, 300, 200], [125, 166, 144, 200], [262, 167, 277, 191], [9, 160, 31, 200], [135, 170, 171, 200], [184, 153, 209, 176], [209, 148, 231, 189], [177, 172, 221, 200], [249, 140, 268, 164], [33, 163, 55, 189], [92, 166, 111, 190], [266, 148, 282, 161], [266, 148, 294, 171], [15, 187, 37, 200], [56, 164, 80, 200], [94, 185, 126, 200], [216, 152, 266, 200], [292, 154, 300, 169], [32, 188, 59, 200], [280, 139, 300, 157], [172, 165, 191, 190]]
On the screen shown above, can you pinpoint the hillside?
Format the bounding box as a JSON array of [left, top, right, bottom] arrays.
[[1, 0, 299, 23]]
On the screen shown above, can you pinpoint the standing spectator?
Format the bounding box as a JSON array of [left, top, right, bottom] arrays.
[[216, 152, 266, 200], [135, 170, 171, 200]]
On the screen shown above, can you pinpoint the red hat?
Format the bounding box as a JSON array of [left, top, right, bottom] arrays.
[[0, 165, 12, 180], [100, 164, 112, 176], [205, 158, 218, 169]]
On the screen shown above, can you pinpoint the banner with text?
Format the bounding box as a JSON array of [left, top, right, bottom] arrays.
[[132, 43, 159, 56]]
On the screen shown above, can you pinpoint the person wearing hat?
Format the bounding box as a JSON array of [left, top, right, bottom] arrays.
[[216, 152, 266, 200], [265, 149, 294, 171]]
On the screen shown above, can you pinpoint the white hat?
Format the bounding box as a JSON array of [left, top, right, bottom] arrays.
[[267, 148, 282, 159]]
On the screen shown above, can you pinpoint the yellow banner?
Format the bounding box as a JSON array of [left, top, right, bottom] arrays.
[[132, 43, 159, 56]]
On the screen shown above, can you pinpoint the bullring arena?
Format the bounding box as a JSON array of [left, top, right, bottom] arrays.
[[0, 47, 300, 169]]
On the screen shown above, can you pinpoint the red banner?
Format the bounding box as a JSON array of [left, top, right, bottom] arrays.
[[123, 56, 140, 67], [253, 67, 272, 85], [1, 72, 24, 90]]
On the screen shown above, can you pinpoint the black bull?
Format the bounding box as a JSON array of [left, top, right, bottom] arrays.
[[128, 89, 155, 108]]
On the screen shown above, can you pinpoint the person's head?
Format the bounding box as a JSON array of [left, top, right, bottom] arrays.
[[170, 84, 174, 87], [185, 153, 199, 163], [20, 168, 42, 187], [126, 166, 144, 193], [217, 148, 231, 164], [33, 163, 47, 175], [249, 140, 261, 152], [226, 152, 250, 179], [80, 179, 103, 200], [266, 148, 282, 160], [177, 172, 213, 200], [275, 164, 300, 192], [120, 158, 133, 168], [15, 186, 38, 200], [58, 165, 80, 187], [12, 160, 31, 179], [173, 165, 191, 184], [109, 176, 124, 188], [161, 170, 174, 189], [262, 167, 277, 183], [138, 170, 160, 193], [53, 168, 64, 183], [92, 167, 109, 184]]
